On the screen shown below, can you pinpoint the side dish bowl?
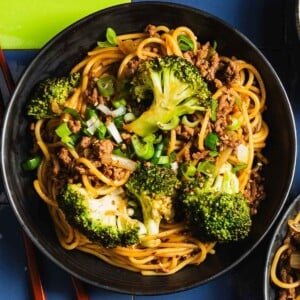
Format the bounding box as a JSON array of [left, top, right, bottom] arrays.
[[264, 195, 300, 299], [0, 2, 297, 295]]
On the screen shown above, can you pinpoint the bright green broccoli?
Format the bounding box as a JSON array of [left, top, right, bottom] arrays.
[[180, 162, 252, 242], [27, 72, 81, 120], [123, 55, 211, 137], [125, 164, 180, 246], [57, 183, 146, 248]]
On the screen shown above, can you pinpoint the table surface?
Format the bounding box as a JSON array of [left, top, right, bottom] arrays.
[[1, 0, 300, 299]]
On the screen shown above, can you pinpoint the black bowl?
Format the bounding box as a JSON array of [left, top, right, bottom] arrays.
[[264, 195, 300, 299], [0, 1, 297, 295]]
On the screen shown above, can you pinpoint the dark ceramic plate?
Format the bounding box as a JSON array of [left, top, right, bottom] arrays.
[[264, 195, 300, 299], [0, 1, 297, 295]]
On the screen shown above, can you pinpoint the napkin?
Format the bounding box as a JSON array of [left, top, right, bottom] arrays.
[[0, 0, 130, 49]]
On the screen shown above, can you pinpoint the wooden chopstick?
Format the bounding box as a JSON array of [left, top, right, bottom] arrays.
[[22, 233, 47, 300], [0, 47, 47, 300], [71, 276, 90, 300], [0, 48, 14, 94], [0, 48, 89, 300]]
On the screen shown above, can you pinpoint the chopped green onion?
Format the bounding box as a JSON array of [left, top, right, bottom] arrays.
[[112, 106, 126, 117], [106, 121, 122, 144], [151, 142, 164, 164], [209, 150, 219, 157], [97, 27, 118, 48], [177, 34, 194, 51], [226, 117, 241, 131], [85, 107, 98, 120], [55, 122, 76, 148], [97, 103, 112, 115], [63, 107, 83, 122], [181, 115, 199, 128], [180, 162, 197, 180], [204, 132, 219, 151], [86, 116, 101, 135], [157, 156, 169, 165], [106, 27, 118, 45], [97, 75, 115, 97], [113, 115, 124, 129], [124, 112, 136, 123], [113, 148, 127, 158], [96, 123, 107, 139], [197, 160, 216, 176], [85, 111, 107, 139], [55, 122, 72, 138], [69, 133, 81, 146], [212, 40, 217, 50], [112, 98, 127, 109], [207, 40, 218, 58], [22, 155, 42, 171], [143, 134, 156, 143], [131, 134, 154, 160], [157, 116, 180, 130]]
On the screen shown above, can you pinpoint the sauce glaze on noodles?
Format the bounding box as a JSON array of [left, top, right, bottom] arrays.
[[30, 24, 268, 275]]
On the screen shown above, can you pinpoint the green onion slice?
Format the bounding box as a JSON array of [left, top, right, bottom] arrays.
[[22, 155, 42, 171]]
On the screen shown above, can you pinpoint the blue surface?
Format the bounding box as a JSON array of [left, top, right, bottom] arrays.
[[0, 0, 300, 299]]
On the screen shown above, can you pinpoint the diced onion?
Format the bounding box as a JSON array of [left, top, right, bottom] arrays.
[[237, 144, 249, 163], [101, 153, 137, 171], [111, 154, 137, 171]]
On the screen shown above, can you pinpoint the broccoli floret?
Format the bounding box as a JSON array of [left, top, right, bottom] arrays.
[[27, 72, 81, 120], [180, 162, 252, 242], [57, 183, 146, 248], [125, 164, 180, 246], [123, 55, 211, 137]]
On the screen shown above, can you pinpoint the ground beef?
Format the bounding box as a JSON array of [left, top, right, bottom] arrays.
[[144, 24, 158, 37], [83, 74, 100, 106], [57, 147, 73, 166], [193, 42, 221, 81], [68, 119, 81, 134], [100, 164, 126, 181], [91, 139, 114, 160], [215, 60, 240, 85], [126, 58, 141, 76]]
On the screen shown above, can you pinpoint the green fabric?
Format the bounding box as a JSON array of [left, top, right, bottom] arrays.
[[0, 0, 130, 49]]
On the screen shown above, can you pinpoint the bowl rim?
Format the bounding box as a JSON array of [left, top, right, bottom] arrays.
[[0, 1, 297, 295]]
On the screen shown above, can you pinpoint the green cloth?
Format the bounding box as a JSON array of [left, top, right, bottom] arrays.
[[0, 0, 130, 49]]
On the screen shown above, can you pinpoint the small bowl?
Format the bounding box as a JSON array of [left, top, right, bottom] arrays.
[[264, 196, 300, 299]]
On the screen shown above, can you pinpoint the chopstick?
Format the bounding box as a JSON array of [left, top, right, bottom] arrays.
[[0, 49, 14, 94], [22, 234, 47, 300], [0, 48, 89, 300], [0, 47, 47, 300]]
